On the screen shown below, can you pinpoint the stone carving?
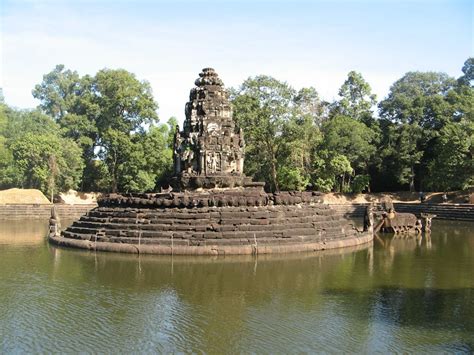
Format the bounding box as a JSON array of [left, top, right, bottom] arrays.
[[369, 198, 420, 234], [171, 68, 252, 190], [421, 213, 436, 233]]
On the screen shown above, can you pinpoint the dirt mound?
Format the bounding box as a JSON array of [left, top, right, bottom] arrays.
[[0, 188, 51, 204], [58, 190, 99, 205]]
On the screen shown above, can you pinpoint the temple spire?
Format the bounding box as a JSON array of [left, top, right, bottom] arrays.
[[171, 68, 249, 190]]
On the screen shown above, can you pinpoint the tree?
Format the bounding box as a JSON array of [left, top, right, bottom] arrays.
[[379, 72, 456, 129], [458, 57, 474, 87], [313, 152, 353, 192], [32, 64, 83, 120], [0, 107, 84, 195], [380, 122, 424, 191], [93, 69, 158, 192], [231, 76, 296, 191], [93, 69, 157, 134], [333, 71, 377, 124], [33, 65, 98, 189], [277, 92, 323, 191], [318, 115, 377, 191], [426, 120, 473, 191], [33, 66, 159, 192], [293, 87, 328, 127], [9, 132, 83, 196], [232, 77, 324, 191], [143, 123, 174, 188], [378, 71, 457, 190]]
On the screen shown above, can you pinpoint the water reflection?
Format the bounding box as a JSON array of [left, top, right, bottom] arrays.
[[0, 220, 48, 245], [0, 219, 473, 352]]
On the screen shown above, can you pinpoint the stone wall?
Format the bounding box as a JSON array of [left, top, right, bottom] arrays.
[[326, 202, 474, 222], [53, 196, 372, 255], [0, 204, 97, 220], [394, 203, 474, 221], [99, 190, 324, 209], [325, 203, 367, 219]]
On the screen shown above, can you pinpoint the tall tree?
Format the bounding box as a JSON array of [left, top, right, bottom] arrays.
[[32, 64, 83, 120], [332, 71, 377, 124], [32, 65, 98, 189], [33, 66, 159, 192], [458, 57, 474, 87], [93, 69, 158, 192], [378, 71, 457, 190], [293, 87, 328, 127], [231, 76, 296, 191], [318, 115, 376, 191], [3, 110, 84, 196], [427, 120, 473, 191], [424, 58, 474, 191]]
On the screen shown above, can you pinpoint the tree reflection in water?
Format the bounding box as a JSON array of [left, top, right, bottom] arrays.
[[0, 219, 472, 352]]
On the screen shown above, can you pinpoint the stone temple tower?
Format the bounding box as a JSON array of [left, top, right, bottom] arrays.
[[171, 68, 255, 190]]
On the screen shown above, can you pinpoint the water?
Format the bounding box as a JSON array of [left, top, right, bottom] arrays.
[[0, 219, 473, 353]]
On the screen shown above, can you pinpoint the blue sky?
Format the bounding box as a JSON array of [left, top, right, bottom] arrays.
[[1, 0, 472, 123]]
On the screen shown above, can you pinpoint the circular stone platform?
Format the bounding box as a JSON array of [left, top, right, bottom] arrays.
[[49, 190, 373, 255]]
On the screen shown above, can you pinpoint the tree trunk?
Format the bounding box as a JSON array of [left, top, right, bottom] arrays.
[[269, 143, 279, 192], [366, 162, 371, 193], [409, 165, 415, 192], [271, 157, 279, 192]]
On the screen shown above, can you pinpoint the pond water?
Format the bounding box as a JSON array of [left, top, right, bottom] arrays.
[[0, 219, 473, 353]]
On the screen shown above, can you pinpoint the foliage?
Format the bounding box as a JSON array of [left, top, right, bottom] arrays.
[[32, 66, 160, 192], [231, 76, 323, 191], [320, 115, 376, 173], [426, 120, 473, 191], [2, 58, 473, 195], [2, 110, 84, 196], [231, 75, 296, 191], [351, 174, 371, 193], [332, 71, 377, 124], [312, 152, 353, 192], [378, 71, 461, 191]]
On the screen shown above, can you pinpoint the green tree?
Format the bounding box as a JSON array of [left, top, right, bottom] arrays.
[[278, 92, 323, 190], [379, 122, 423, 191], [9, 132, 83, 196], [0, 103, 19, 188], [458, 57, 474, 87], [333, 71, 377, 124], [33, 65, 98, 189], [313, 152, 353, 192], [427, 120, 473, 191], [144, 123, 174, 188], [378, 71, 457, 191], [93, 69, 157, 134], [33, 66, 160, 192], [32, 65, 99, 156], [32, 64, 83, 120], [232, 77, 323, 191], [93, 69, 158, 192], [379, 72, 456, 129], [0, 106, 84, 195], [293, 87, 328, 127], [318, 115, 376, 191], [231, 76, 296, 191], [424, 58, 474, 191]]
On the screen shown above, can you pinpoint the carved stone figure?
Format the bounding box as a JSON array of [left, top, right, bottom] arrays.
[[173, 125, 182, 174]]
